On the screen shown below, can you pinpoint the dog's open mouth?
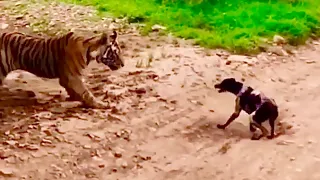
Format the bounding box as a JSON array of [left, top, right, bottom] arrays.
[[217, 89, 226, 93], [214, 84, 226, 93]]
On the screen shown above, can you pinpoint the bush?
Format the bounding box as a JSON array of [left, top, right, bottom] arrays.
[[64, 0, 320, 53]]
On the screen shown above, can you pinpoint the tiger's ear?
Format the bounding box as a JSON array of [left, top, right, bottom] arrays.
[[110, 30, 118, 42], [65, 32, 74, 39], [99, 32, 108, 44]]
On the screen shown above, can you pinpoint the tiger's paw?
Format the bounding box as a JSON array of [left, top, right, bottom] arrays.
[[91, 100, 110, 109]]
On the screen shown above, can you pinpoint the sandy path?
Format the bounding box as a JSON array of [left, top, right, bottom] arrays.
[[1, 8, 320, 180]]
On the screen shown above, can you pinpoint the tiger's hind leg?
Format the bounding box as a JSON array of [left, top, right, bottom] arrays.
[[59, 76, 109, 109]]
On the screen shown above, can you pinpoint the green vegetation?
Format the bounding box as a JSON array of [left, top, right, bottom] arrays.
[[64, 0, 320, 53]]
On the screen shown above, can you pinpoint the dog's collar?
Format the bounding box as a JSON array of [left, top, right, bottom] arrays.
[[236, 86, 247, 97]]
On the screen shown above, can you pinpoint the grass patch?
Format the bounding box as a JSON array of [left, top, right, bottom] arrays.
[[63, 0, 320, 54]]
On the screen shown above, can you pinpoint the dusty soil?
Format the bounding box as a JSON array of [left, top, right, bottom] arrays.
[[1, 0, 320, 180]]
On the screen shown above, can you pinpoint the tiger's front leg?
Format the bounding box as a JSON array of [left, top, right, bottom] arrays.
[[59, 76, 109, 109]]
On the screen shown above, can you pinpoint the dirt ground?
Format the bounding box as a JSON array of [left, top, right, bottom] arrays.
[[1, 1, 320, 180]]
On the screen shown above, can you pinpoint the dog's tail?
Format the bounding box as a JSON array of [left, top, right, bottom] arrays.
[[270, 98, 277, 106]]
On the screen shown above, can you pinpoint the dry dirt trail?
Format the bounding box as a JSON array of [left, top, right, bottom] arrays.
[[1, 3, 320, 180]]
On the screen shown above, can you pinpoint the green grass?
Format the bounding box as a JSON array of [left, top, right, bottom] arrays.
[[64, 0, 320, 54]]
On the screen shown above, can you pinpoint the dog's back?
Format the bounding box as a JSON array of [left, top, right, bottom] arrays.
[[238, 86, 276, 115]]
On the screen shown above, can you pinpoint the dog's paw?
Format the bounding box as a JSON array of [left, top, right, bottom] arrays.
[[251, 134, 263, 140], [217, 124, 226, 129], [267, 135, 274, 139]]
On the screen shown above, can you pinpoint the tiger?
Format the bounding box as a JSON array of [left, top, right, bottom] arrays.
[[0, 30, 124, 109]]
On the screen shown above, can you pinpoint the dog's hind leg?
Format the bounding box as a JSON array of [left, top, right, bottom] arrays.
[[267, 119, 275, 139], [267, 112, 279, 139], [250, 122, 268, 140], [248, 114, 257, 132], [249, 115, 269, 140], [249, 122, 257, 132]]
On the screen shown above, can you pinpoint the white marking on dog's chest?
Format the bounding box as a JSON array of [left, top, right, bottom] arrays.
[[237, 86, 247, 97], [251, 90, 261, 96]]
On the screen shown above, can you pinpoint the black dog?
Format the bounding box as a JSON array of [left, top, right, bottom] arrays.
[[214, 78, 279, 140]]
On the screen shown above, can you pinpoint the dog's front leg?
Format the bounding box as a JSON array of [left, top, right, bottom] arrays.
[[217, 112, 240, 129], [217, 97, 242, 129]]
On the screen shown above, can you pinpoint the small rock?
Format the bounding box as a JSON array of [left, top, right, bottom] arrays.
[[111, 168, 117, 173], [153, 76, 159, 81], [30, 149, 47, 158], [267, 46, 288, 56], [144, 97, 158, 103], [61, 101, 82, 108], [43, 129, 53, 136], [278, 78, 285, 83], [308, 140, 314, 144], [0, 150, 11, 159], [4, 156, 16, 164], [189, 100, 203, 106], [290, 157, 296, 161], [276, 140, 294, 145], [115, 131, 122, 138], [113, 147, 124, 158], [17, 143, 27, 148], [136, 151, 152, 161], [299, 56, 309, 60], [218, 141, 232, 154], [0, 167, 16, 176], [164, 105, 175, 111], [283, 44, 297, 54], [273, 35, 286, 45], [98, 164, 105, 168], [92, 157, 106, 168], [3, 140, 17, 146], [14, 15, 24, 20], [130, 87, 147, 94], [32, 111, 52, 119], [0, 23, 9, 30], [41, 139, 54, 147], [26, 144, 39, 151], [85, 131, 105, 141], [227, 55, 254, 65], [83, 145, 91, 149], [151, 24, 166, 31], [55, 121, 73, 134], [49, 107, 67, 113], [107, 114, 124, 122], [305, 60, 316, 64], [51, 164, 63, 172], [115, 158, 128, 168], [170, 100, 177, 104], [115, 129, 130, 141], [297, 144, 304, 148]]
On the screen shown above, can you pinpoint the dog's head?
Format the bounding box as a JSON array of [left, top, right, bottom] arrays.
[[214, 78, 242, 94]]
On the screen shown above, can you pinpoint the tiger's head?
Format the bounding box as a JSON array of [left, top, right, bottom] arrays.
[[84, 30, 124, 71]]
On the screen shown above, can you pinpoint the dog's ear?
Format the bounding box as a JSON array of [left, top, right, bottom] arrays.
[[229, 78, 236, 82]]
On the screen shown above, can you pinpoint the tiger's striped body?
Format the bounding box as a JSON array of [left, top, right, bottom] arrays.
[[0, 31, 124, 108]]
